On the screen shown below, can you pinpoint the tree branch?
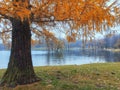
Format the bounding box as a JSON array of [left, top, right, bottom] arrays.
[[0, 12, 10, 19], [33, 18, 74, 23], [0, 30, 12, 34]]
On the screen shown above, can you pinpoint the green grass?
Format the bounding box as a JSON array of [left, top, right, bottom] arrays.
[[1, 63, 120, 90]]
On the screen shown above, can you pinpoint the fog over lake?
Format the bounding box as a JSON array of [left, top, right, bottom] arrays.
[[0, 50, 120, 69]]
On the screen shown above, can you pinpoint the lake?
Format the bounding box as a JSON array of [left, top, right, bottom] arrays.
[[0, 49, 120, 69]]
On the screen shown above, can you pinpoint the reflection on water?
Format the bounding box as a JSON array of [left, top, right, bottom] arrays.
[[0, 50, 120, 69], [32, 49, 120, 67]]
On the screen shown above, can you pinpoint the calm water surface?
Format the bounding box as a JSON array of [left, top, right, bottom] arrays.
[[0, 50, 120, 69]]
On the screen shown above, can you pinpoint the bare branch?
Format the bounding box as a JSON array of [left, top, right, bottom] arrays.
[[0, 30, 12, 34]]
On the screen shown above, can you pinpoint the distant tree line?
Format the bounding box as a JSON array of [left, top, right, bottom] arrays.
[[86, 34, 120, 49], [1, 34, 120, 51]]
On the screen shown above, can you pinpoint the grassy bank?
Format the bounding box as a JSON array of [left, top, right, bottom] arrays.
[[0, 63, 120, 90], [104, 48, 120, 52]]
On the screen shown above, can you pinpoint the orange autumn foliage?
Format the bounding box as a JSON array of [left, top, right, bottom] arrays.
[[0, 0, 119, 43]]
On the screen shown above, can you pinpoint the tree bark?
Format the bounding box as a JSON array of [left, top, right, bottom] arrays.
[[0, 18, 39, 87]]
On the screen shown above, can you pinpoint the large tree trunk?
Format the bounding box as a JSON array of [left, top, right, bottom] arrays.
[[0, 18, 39, 87]]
